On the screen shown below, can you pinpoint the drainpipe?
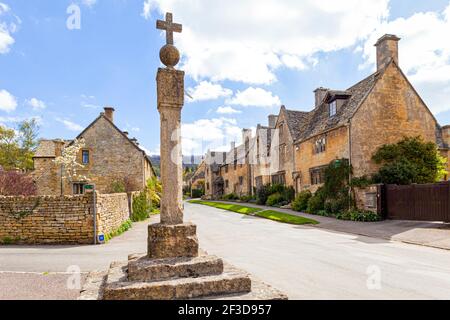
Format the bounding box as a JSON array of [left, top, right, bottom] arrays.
[[348, 122, 353, 209], [93, 186, 97, 245]]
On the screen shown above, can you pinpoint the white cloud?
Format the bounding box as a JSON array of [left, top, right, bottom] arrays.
[[0, 3, 9, 14], [216, 106, 242, 114], [26, 98, 47, 110], [82, 103, 102, 109], [144, 0, 389, 84], [0, 2, 18, 54], [226, 87, 281, 108], [82, 0, 97, 8], [181, 117, 242, 155], [187, 81, 232, 102], [0, 89, 17, 112], [361, 3, 450, 114], [56, 118, 83, 132]]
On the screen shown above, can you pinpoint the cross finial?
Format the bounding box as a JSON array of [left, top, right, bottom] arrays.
[[156, 12, 182, 46]]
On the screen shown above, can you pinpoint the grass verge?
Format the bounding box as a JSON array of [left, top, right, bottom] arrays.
[[188, 200, 318, 225]]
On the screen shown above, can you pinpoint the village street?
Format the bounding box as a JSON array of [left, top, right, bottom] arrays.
[[1, 202, 450, 299]]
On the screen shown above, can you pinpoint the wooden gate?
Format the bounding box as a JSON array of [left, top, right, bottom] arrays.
[[384, 182, 450, 222]]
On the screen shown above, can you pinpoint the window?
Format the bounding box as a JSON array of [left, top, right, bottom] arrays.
[[225, 180, 229, 188], [310, 167, 326, 185], [73, 183, 86, 195], [239, 176, 244, 186], [314, 137, 326, 154], [255, 176, 263, 189], [206, 183, 210, 191], [225, 165, 228, 173], [233, 160, 237, 170], [272, 173, 286, 186], [82, 150, 90, 164], [329, 100, 337, 117]]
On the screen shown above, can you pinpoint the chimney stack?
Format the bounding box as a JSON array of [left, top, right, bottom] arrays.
[[268, 115, 278, 128], [104, 107, 115, 123], [375, 34, 400, 71], [314, 87, 328, 107], [242, 128, 252, 143]]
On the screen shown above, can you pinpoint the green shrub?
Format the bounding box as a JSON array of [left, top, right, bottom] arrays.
[[266, 193, 284, 206], [256, 184, 272, 205], [291, 190, 312, 212], [191, 188, 204, 198], [105, 220, 132, 242], [131, 191, 152, 222], [336, 210, 380, 222], [306, 188, 325, 214], [223, 193, 239, 201], [324, 197, 349, 215], [239, 195, 254, 202]]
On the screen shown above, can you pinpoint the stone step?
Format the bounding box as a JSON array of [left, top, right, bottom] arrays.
[[127, 253, 224, 282], [103, 262, 252, 300]]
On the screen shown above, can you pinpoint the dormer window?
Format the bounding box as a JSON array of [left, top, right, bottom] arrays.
[[329, 100, 337, 117]]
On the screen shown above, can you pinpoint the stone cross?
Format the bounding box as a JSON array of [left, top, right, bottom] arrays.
[[155, 13, 185, 226], [156, 12, 182, 46], [149, 12, 198, 259]]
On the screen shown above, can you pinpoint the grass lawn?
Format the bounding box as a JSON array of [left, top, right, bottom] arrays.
[[188, 200, 318, 225], [254, 210, 319, 225], [188, 200, 261, 214]]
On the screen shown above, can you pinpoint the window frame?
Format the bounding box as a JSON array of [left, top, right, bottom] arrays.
[[329, 100, 337, 117], [82, 149, 90, 165]]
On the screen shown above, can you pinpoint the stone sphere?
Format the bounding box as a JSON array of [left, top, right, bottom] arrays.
[[160, 44, 180, 68]]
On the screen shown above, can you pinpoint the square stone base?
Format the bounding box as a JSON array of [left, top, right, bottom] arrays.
[[148, 223, 199, 259]]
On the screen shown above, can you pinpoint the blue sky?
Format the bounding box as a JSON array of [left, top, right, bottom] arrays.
[[1, 0, 450, 156]]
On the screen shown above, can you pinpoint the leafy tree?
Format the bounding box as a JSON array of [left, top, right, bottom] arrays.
[[0, 119, 39, 171], [146, 176, 162, 208], [372, 136, 447, 185]]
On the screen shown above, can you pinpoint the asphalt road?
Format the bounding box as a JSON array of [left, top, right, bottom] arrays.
[[184, 202, 450, 300], [1, 202, 450, 299]]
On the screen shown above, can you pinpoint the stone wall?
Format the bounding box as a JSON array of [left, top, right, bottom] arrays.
[[0, 194, 94, 244], [96, 193, 131, 237], [354, 185, 380, 214], [0, 192, 132, 245]]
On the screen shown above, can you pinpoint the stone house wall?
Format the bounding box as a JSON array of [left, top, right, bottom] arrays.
[[73, 117, 148, 194], [351, 62, 440, 178], [274, 110, 295, 187], [221, 163, 250, 197], [294, 126, 349, 193], [0, 192, 132, 245]]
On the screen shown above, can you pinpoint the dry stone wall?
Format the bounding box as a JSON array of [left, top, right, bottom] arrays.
[[0, 192, 132, 245]]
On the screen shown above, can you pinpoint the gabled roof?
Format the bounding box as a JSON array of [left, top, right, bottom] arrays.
[[54, 113, 156, 175], [282, 108, 311, 141], [284, 69, 380, 144]]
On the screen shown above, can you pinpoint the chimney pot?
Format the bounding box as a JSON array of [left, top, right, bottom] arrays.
[[104, 107, 115, 123], [314, 87, 328, 107], [375, 34, 400, 71]]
